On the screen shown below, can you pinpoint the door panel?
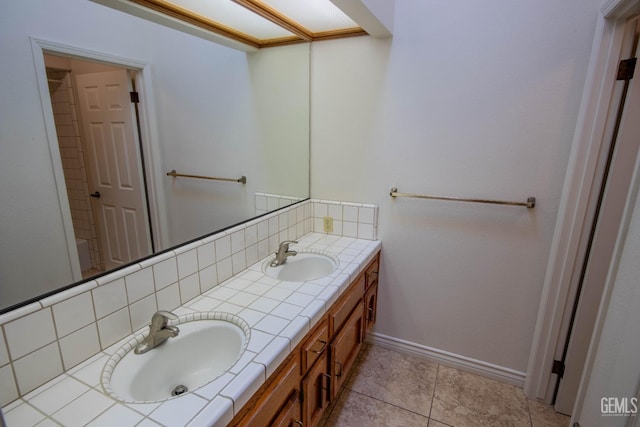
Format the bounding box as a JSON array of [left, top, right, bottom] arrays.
[[331, 304, 364, 398], [76, 70, 150, 269], [554, 37, 640, 415], [102, 204, 124, 263], [302, 352, 330, 427]]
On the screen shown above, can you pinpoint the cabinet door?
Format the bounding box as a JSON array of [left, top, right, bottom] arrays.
[[365, 255, 379, 290], [271, 391, 303, 427], [364, 282, 378, 333], [232, 354, 300, 427], [331, 303, 364, 399], [329, 273, 364, 336], [301, 352, 330, 427]]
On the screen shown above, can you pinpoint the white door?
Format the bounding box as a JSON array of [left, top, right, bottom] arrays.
[[554, 36, 640, 415], [75, 70, 151, 270]]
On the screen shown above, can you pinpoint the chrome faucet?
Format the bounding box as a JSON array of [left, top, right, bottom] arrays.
[[270, 240, 298, 267], [134, 311, 180, 354]]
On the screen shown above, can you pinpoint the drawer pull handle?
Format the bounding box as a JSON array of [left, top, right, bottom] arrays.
[[368, 271, 379, 281], [294, 421, 304, 426], [335, 361, 343, 377], [368, 307, 374, 321], [311, 340, 327, 354]]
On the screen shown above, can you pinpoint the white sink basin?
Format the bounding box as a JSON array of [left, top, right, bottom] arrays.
[[102, 312, 250, 403], [262, 250, 339, 282]]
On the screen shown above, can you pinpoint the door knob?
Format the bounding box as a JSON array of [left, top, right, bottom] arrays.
[[89, 191, 101, 198]]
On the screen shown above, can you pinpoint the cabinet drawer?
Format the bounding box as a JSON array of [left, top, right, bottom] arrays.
[[329, 273, 365, 336], [365, 255, 379, 290], [233, 353, 300, 427], [301, 318, 328, 374], [271, 391, 302, 427]]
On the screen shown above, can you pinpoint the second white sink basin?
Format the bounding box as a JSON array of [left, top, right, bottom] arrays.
[[102, 312, 250, 403], [263, 250, 339, 282]]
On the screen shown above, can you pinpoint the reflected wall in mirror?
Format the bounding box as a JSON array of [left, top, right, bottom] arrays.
[[0, 0, 309, 312]]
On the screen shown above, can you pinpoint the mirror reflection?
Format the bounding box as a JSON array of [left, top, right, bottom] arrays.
[[0, 1, 309, 312]]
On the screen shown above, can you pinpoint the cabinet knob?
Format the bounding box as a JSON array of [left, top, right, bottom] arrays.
[[335, 361, 343, 377]]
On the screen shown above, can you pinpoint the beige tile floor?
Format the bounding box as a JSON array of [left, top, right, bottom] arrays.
[[321, 344, 570, 427]]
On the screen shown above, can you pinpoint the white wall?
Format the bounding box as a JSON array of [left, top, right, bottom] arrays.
[[248, 45, 310, 200], [310, 0, 600, 371], [0, 0, 308, 310], [154, 26, 256, 244]]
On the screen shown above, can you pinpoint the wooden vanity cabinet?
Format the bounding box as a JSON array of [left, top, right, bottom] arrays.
[[230, 250, 380, 427]]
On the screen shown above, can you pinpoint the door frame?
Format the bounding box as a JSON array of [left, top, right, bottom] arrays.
[[525, 0, 640, 405], [30, 37, 169, 280]]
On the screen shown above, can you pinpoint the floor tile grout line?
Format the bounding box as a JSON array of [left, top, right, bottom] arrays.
[[428, 364, 459, 427], [324, 383, 347, 425], [429, 416, 455, 427], [428, 362, 441, 421], [322, 348, 366, 426], [329, 344, 566, 427], [333, 344, 442, 424], [345, 388, 432, 421], [526, 398, 535, 427]]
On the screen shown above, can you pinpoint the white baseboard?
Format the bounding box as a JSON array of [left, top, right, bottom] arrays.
[[366, 332, 527, 388]]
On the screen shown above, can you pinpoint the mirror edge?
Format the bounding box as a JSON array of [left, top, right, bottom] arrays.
[[0, 198, 310, 316]]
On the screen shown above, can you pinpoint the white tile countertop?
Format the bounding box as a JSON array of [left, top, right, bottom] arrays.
[[3, 233, 381, 427]]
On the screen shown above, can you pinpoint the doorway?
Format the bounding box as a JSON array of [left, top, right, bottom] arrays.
[[552, 21, 640, 415], [524, 7, 640, 415], [44, 54, 152, 278]]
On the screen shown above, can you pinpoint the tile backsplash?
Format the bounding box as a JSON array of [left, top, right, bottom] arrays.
[[312, 200, 378, 240], [254, 192, 304, 216], [0, 198, 378, 407]]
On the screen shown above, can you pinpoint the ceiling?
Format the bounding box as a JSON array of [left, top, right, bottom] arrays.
[[127, 0, 369, 48]]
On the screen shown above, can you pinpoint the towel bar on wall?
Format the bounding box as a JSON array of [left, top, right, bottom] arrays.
[[167, 170, 247, 184], [389, 187, 536, 208]]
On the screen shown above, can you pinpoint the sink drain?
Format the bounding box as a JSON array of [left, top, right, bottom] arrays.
[[171, 385, 188, 396]]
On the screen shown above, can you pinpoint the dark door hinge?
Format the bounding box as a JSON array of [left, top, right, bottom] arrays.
[[130, 91, 140, 103], [552, 359, 565, 378], [617, 58, 637, 81]]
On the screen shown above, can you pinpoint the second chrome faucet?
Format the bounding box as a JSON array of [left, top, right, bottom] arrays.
[[270, 240, 298, 267], [134, 311, 180, 354]]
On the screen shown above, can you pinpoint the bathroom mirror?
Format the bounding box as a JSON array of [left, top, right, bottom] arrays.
[[0, 1, 309, 313]]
